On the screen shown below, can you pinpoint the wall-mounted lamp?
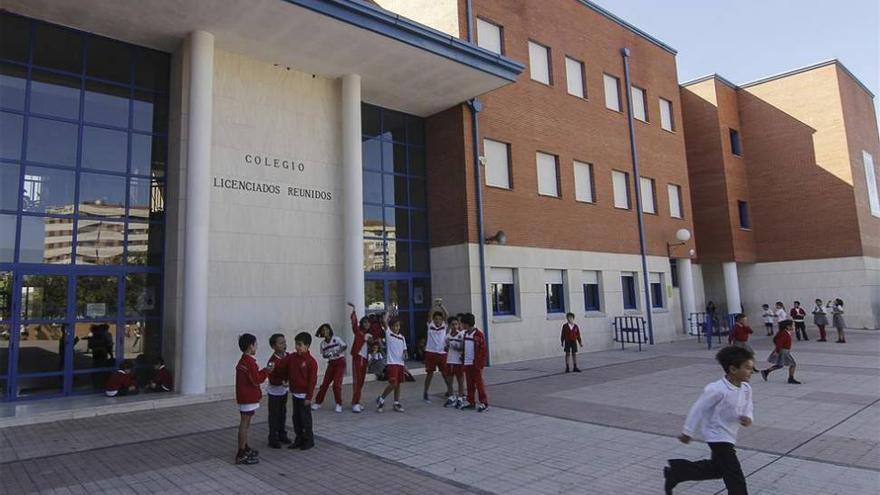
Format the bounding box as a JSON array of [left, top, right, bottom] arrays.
[[666, 228, 692, 258], [485, 230, 507, 245]]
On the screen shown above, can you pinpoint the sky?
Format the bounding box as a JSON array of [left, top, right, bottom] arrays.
[[593, 0, 879, 121]]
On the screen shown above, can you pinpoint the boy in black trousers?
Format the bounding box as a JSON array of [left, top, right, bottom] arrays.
[[273, 332, 318, 450], [266, 333, 291, 448]]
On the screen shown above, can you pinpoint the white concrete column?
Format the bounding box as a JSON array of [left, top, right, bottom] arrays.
[[180, 31, 214, 395], [677, 258, 696, 330], [722, 261, 742, 316], [342, 75, 365, 318]]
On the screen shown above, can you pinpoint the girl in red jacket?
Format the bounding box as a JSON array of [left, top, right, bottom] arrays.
[[235, 333, 274, 465], [348, 302, 373, 413], [761, 320, 801, 384]]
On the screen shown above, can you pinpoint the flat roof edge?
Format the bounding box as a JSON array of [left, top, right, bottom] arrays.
[[740, 59, 875, 98], [575, 0, 677, 55], [285, 0, 524, 82], [680, 73, 738, 90]]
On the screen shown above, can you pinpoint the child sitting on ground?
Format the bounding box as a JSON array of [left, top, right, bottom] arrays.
[[367, 342, 386, 380], [105, 360, 138, 397], [145, 357, 172, 392]]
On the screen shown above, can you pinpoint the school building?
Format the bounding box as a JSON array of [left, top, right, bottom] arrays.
[[0, 0, 877, 404], [680, 60, 880, 331]]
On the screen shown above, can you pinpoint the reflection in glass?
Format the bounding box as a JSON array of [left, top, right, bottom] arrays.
[[362, 104, 381, 138], [410, 178, 427, 208], [123, 319, 160, 360], [365, 280, 384, 312], [125, 272, 160, 318], [17, 374, 64, 398], [363, 239, 385, 272], [134, 48, 170, 91], [73, 322, 116, 370], [412, 243, 429, 272], [0, 214, 14, 262], [0, 63, 27, 110], [384, 175, 407, 205], [22, 165, 76, 214], [388, 240, 408, 272], [0, 323, 9, 378], [26, 117, 78, 166], [20, 216, 74, 264], [389, 280, 410, 310], [86, 37, 132, 84], [130, 134, 165, 177], [363, 171, 382, 204], [362, 138, 381, 170], [407, 118, 425, 146], [29, 70, 81, 119], [133, 90, 167, 134], [81, 126, 128, 173], [409, 147, 425, 176], [0, 111, 23, 160], [20, 274, 67, 319], [129, 178, 164, 220], [76, 275, 118, 319], [382, 142, 406, 174], [74, 219, 124, 265], [33, 23, 83, 74], [0, 162, 20, 211], [363, 205, 383, 239], [0, 14, 30, 64], [412, 278, 431, 308], [0, 272, 11, 320], [383, 110, 406, 142], [18, 323, 67, 373], [385, 207, 408, 239], [79, 172, 126, 216], [84, 80, 129, 127], [126, 222, 162, 266], [411, 210, 427, 240]]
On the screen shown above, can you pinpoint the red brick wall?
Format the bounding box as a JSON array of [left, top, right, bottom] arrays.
[[427, 0, 695, 258]]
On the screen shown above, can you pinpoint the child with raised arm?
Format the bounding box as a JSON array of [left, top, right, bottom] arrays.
[[423, 300, 451, 403], [348, 302, 372, 413], [663, 346, 754, 495]]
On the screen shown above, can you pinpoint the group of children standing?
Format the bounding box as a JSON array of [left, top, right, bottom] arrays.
[[760, 298, 847, 342], [232, 300, 489, 465]]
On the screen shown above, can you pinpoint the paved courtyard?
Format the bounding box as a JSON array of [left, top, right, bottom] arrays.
[[1, 331, 878, 494]]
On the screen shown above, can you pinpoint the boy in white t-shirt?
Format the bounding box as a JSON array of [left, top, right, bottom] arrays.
[[444, 315, 465, 408], [377, 314, 408, 413], [761, 304, 774, 336], [423, 300, 451, 403]]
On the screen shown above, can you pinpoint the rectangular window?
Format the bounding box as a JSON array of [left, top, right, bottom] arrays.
[[604, 74, 620, 111], [639, 177, 656, 214], [659, 97, 674, 131], [621, 272, 637, 310], [612, 170, 630, 209], [490, 267, 516, 315], [667, 183, 683, 218], [631, 86, 647, 122], [583, 270, 601, 311], [545, 269, 565, 314], [730, 128, 742, 156], [573, 160, 594, 203], [565, 57, 585, 98], [536, 152, 559, 197], [738, 200, 751, 229], [483, 138, 511, 189], [476, 18, 503, 55], [650, 272, 664, 308], [864, 151, 880, 217], [528, 41, 551, 85], [670, 259, 679, 287]]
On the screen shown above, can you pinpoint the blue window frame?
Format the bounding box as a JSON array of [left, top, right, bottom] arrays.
[[584, 283, 601, 311], [651, 282, 664, 309], [545, 283, 564, 313], [362, 104, 429, 348], [0, 12, 168, 401], [738, 200, 750, 229], [622, 274, 637, 310], [491, 283, 515, 315]]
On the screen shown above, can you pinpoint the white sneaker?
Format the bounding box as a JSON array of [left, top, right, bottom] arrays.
[[393, 402, 405, 413], [352, 404, 363, 413], [311, 403, 321, 411], [376, 396, 385, 412], [334, 404, 343, 413]]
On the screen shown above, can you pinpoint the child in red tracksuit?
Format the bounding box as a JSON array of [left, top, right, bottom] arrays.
[[146, 357, 172, 392], [561, 312, 582, 373], [105, 361, 138, 397], [460, 313, 488, 412], [348, 302, 372, 413], [728, 313, 754, 355], [313, 323, 347, 413], [235, 333, 274, 465], [266, 333, 291, 448], [273, 332, 318, 450]]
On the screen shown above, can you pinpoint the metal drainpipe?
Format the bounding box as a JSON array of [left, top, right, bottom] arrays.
[[621, 47, 655, 345], [466, 0, 491, 362]]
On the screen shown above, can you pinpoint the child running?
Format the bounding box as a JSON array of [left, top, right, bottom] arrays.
[[761, 304, 774, 336], [273, 332, 318, 450], [461, 313, 488, 412], [663, 346, 755, 495], [761, 319, 801, 384], [348, 302, 372, 413], [444, 315, 465, 408], [561, 312, 583, 373], [377, 313, 408, 413], [234, 333, 274, 465], [313, 323, 347, 413], [423, 300, 451, 403], [728, 313, 754, 355]]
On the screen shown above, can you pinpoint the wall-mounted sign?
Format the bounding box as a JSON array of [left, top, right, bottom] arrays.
[[211, 152, 333, 201]]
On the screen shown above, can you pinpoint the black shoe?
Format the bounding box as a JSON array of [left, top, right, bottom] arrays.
[[278, 436, 292, 445], [235, 451, 259, 465], [268, 440, 281, 449], [761, 369, 769, 381], [565, 367, 570, 373], [663, 466, 678, 495], [788, 377, 802, 384], [573, 367, 581, 373], [244, 446, 259, 458], [300, 441, 315, 451], [289, 437, 303, 449]]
